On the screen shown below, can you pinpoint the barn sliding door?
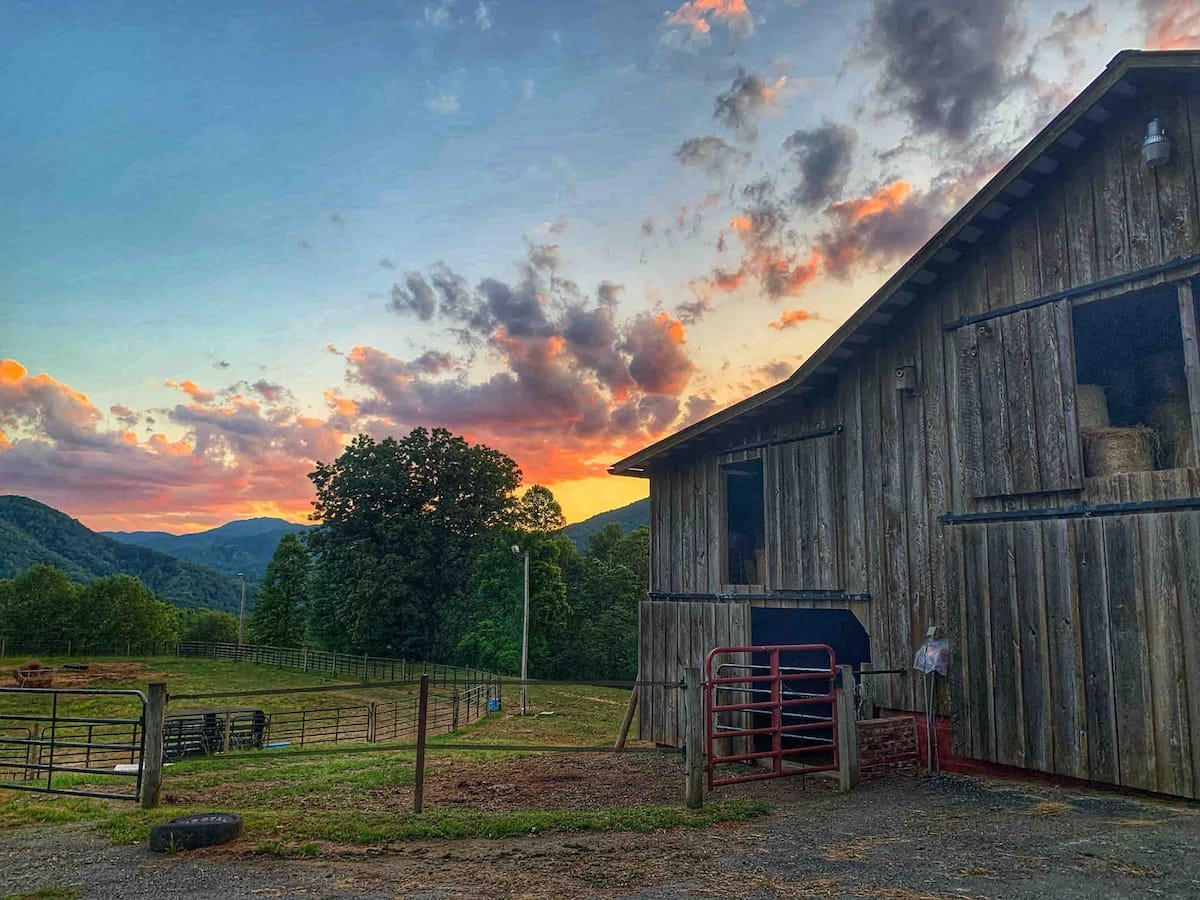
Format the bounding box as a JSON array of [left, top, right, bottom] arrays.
[[761, 429, 843, 590], [951, 299, 1083, 497]]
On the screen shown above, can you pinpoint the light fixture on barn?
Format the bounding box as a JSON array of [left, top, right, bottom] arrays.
[[1142, 117, 1172, 168]]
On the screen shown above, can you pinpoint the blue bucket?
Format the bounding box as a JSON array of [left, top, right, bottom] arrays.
[[488, 697, 500, 713]]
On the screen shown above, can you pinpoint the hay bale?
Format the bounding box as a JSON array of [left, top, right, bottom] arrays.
[[1082, 427, 1157, 477], [1076, 384, 1110, 430], [1147, 396, 1195, 469]]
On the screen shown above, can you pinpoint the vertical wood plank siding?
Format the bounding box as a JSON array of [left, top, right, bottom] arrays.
[[638, 83, 1200, 797]]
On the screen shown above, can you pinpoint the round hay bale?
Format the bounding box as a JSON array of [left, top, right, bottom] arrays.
[[1076, 384, 1110, 430], [1082, 427, 1157, 477]]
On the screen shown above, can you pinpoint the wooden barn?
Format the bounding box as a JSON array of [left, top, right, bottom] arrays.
[[611, 50, 1200, 799]]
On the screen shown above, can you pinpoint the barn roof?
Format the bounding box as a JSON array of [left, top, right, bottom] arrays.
[[610, 49, 1200, 478]]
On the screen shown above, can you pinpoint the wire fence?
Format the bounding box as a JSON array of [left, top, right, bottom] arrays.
[[175, 641, 491, 689]]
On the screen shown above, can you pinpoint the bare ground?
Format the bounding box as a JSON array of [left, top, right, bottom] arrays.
[[2, 757, 1199, 899]]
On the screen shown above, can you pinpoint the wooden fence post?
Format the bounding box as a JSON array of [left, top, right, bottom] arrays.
[[615, 674, 640, 750], [413, 673, 430, 814], [141, 681, 167, 810], [683, 666, 704, 809], [836, 665, 860, 793]]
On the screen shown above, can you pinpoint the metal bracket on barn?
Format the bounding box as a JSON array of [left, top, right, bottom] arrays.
[[703, 644, 839, 788], [718, 424, 844, 456]]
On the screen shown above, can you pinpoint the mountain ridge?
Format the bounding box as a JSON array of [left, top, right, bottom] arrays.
[[104, 517, 312, 581], [0, 495, 242, 612]]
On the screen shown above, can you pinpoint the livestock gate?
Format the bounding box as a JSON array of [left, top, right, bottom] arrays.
[[704, 643, 844, 788], [0, 687, 148, 801]]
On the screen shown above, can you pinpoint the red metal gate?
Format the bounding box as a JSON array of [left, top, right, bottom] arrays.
[[704, 644, 839, 787]]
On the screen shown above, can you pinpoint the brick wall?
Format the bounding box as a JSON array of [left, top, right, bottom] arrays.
[[858, 716, 919, 779]]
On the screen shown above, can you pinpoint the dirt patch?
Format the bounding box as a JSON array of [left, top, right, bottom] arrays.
[[8, 662, 174, 690], [166, 750, 837, 814]]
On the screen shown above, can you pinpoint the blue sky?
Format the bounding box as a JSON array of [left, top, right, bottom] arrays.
[[0, 0, 1185, 530]]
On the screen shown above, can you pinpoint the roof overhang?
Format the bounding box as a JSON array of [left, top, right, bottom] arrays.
[[611, 49, 1200, 478]]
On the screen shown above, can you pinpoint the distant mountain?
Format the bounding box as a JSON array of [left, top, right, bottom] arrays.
[[564, 497, 649, 549], [0, 495, 242, 612], [105, 517, 312, 582]]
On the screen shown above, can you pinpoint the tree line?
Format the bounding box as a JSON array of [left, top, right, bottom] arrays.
[[263, 429, 646, 680], [1, 428, 647, 680]]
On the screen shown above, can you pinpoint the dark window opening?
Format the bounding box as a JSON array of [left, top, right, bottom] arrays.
[[1073, 284, 1195, 475], [725, 458, 765, 584]]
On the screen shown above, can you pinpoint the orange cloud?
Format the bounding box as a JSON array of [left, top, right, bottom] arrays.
[[165, 379, 216, 404], [1144, 0, 1200, 49], [666, 0, 751, 34], [0, 359, 26, 383], [699, 249, 821, 301], [826, 180, 913, 222], [769, 308, 817, 331]]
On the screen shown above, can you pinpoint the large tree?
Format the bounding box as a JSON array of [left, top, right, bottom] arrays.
[[306, 428, 521, 658], [248, 533, 311, 647]]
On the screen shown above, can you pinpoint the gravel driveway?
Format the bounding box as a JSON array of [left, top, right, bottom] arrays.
[[2, 773, 1198, 899]]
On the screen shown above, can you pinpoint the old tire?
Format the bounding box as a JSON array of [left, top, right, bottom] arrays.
[[149, 812, 243, 852]]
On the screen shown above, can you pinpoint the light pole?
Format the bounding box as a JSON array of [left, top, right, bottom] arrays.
[[237, 572, 247, 646], [511, 545, 530, 715]]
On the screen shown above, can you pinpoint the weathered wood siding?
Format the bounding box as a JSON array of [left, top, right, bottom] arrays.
[[638, 600, 749, 747], [642, 80, 1200, 795]]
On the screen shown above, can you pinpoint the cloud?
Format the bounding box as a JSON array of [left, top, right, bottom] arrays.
[[109, 404, 140, 429], [251, 380, 289, 403], [427, 92, 460, 115], [325, 343, 343, 356], [213, 359, 231, 370], [1140, 0, 1200, 48], [423, 0, 454, 28], [365, 247, 702, 482], [474, 1, 492, 30], [859, 0, 1026, 141], [675, 136, 750, 179], [389, 271, 439, 320], [768, 309, 817, 331], [713, 68, 786, 140], [783, 122, 858, 209], [0, 359, 348, 531], [664, 0, 754, 38], [817, 178, 956, 278], [165, 379, 216, 404], [623, 313, 694, 396], [1040, 5, 1105, 55]]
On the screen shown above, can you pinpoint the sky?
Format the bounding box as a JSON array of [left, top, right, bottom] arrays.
[[1, 0, 1197, 533]]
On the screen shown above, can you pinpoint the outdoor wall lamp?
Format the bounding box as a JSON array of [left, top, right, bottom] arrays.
[[1143, 117, 1171, 169]]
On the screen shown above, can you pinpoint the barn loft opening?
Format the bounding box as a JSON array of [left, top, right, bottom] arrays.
[[1073, 283, 1195, 474], [724, 458, 765, 585]]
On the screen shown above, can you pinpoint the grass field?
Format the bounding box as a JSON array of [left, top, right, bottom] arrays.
[[0, 656, 770, 852]]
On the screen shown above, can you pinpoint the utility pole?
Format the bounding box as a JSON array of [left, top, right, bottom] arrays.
[[237, 572, 247, 646], [512, 545, 531, 715]]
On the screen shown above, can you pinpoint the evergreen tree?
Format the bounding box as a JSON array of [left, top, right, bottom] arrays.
[[248, 533, 311, 647]]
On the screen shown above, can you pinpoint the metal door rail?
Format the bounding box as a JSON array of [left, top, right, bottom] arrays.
[[705, 644, 838, 788]]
